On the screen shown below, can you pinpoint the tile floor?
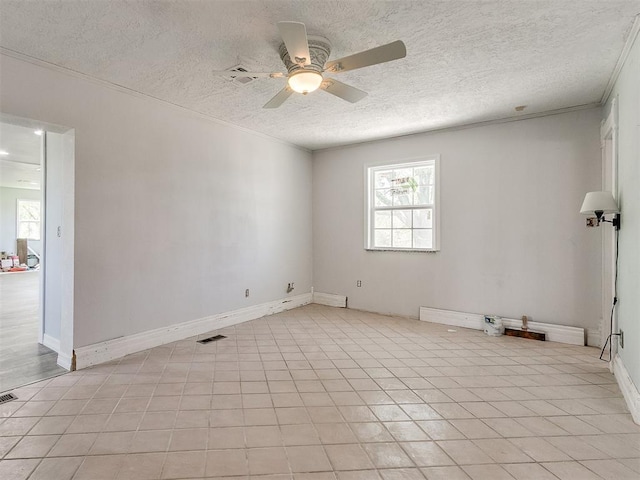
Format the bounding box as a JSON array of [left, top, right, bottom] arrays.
[[1, 304, 639, 479]]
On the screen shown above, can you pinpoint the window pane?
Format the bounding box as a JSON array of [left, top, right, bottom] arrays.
[[375, 211, 391, 228], [374, 229, 392, 247], [413, 209, 433, 228], [392, 210, 412, 229], [19, 221, 40, 240], [414, 166, 434, 186], [414, 186, 433, 205], [374, 188, 393, 207], [413, 229, 433, 249], [392, 229, 412, 248], [374, 170, 393, 189], [18, 201, 41, 221], [392, 189, 412, 206]]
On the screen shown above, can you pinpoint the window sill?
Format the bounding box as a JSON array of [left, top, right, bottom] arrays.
[[365, 248, 439, 253]]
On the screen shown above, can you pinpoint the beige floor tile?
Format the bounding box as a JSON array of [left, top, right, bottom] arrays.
[[580, 459, 639, 480], [540, 461, 601, 480], [315, 423, 357, 444], [247, 446, 290, 475], [351, 422, 395, 442], [5, 434, 59, 458], [400, 441, 454, 467], [116, 452, 165, 479], [336, 471, 382, 479], [384, 421, 430, 441], [508, 437, 572, 462], [379, 468, 426, 479], [205, 448, 248, 476], [436, 440, 493, 465], [130, 429, 171, 453], [416, 420, 465, 440], [325, 444, 374, 470], [420, 465, 471, 479], [245, 425, 284, 447], [287, 445, 333, 472], [282, 423, 321, 445], [363, 442, 415, 468], [74, 454, 126, 480], [48, 432, 97, 457], [307, 406, 343, 423], [3, 305, 639, 480], [28, 456, 83, 480], [501, 462, 557, 480], [0, 458, 41, 480], [461, 464, 515, 480], [162, 450, 206, 479]]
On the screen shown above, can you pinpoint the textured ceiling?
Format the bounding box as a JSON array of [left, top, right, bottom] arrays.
[[1, 1, 639, 150]]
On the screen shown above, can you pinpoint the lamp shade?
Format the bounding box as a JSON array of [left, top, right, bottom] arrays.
[[288, 70, 323, 94], [580, 191, 619, 215]]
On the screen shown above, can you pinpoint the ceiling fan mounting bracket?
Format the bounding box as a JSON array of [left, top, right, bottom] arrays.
[[279, 36, 331, 75]]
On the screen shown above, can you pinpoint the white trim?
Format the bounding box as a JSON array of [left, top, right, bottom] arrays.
[[74, 293, 312, 370], [42, 333, 60, 353], [419, 307, 585, 346], [600, 98, 618, 352], [312, 292, 347, 308], [56, 352, 73, 371], [601, 15, 640, 104], [612, 353, 640, 424], [0, 49, 310, 154]]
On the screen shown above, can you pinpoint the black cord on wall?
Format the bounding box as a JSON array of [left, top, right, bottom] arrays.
[[600, 228, 620, 362]]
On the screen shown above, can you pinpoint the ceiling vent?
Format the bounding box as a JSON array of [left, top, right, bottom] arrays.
[[226, 65, 258, 86]]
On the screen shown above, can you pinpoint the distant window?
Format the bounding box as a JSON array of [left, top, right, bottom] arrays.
[[17, 199, 41, 240], [366, 157, 439, 251]]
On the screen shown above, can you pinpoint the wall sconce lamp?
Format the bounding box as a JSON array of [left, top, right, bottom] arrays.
[[580, 191, 621, 230]]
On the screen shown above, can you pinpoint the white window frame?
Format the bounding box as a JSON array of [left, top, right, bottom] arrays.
[[17, 199, 41, 241], [365, 155, 440, 252]]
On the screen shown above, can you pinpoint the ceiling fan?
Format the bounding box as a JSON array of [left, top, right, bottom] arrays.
[[213, 22, 407, 108]]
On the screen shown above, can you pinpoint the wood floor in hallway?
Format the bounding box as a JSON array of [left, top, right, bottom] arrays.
[[0, 270, 66, 393]]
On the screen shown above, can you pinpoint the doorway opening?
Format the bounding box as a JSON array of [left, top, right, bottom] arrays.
[[0, 114, 75, 393]]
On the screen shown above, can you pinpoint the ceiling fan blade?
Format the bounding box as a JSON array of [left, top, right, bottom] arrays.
[[321, 79, 367, 103], [325, 40, 406, 73], [263, 86, 294, 109], [278, 21, 311, 66], [212, 71, 285, 78]]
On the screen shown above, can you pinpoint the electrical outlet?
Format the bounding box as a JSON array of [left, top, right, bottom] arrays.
[[356, 280, 362, 287], [245, 289, 249, 297], [620, 330, 624, 348]]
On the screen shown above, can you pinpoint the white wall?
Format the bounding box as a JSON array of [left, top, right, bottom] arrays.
[[0, 53, 313, 348], [0, 186, 41, 257], [605, 30, 640, 388], [313, 109, 603, 333]]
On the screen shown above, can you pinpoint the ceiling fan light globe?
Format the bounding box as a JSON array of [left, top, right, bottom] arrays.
[[288, 71, 323, 94]]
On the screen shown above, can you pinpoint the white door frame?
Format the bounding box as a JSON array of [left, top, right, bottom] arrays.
[[600, 98, 618, 354], [1, 113, 75, 371]]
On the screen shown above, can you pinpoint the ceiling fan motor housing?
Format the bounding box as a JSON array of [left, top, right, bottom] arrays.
[[279, 36, 331, 74]]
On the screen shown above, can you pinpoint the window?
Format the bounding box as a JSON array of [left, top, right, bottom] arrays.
[[17, 199, 41, 240], [366, 157, 439, 251]]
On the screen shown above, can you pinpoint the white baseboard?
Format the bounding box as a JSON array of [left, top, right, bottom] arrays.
[[313, 291, 347, 308], [42, 333, 60, 353], [612, 353, 640, 425], [419, 307, 585, 346], [56, 352, 73, 371], [75, 293, 312, 370]]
